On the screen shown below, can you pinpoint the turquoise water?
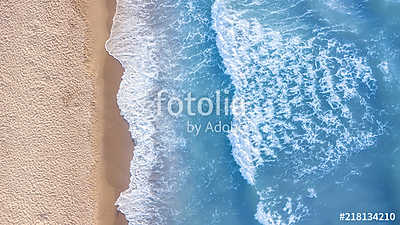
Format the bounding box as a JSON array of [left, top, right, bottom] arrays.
[[106, 0, 400, 224]]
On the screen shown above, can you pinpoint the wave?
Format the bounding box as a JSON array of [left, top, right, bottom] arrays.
[[212, 0, 383, 224], [106, 0, 222, 224], [106, 0, 187, 224]]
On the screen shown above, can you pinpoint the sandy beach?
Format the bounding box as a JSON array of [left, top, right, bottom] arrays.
[[0, 0, 131, 224]]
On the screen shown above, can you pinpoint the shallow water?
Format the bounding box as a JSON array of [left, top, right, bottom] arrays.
[[106, 0, 400, 224]]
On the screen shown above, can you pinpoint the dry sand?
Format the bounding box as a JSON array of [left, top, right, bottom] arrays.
[[0, 0, 132, 224]]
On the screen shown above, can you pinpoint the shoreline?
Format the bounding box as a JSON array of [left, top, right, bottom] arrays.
[[88, 0, 132, 224]]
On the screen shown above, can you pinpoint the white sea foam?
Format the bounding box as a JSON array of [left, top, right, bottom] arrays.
[[212, 0, 381, 224], [378, 61, 389, 74], [106, 0, 187, 224]]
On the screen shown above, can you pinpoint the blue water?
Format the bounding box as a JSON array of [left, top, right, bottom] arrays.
[[106, 0, 400, 224]]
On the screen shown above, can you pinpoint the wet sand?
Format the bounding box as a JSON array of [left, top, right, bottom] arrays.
[[91, 0, 133, 224]]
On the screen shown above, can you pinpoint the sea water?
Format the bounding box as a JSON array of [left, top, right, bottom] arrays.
[[106, 0, 400, 224]]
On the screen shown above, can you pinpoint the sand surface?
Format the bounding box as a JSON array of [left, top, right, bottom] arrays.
[[91, 0, 132, 224], [0, 0, 131, 224]]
